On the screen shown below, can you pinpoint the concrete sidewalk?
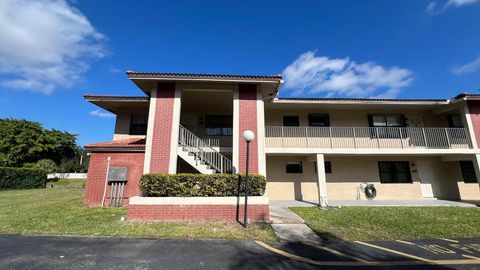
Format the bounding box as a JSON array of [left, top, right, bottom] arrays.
[[269, 204, 321, 244], [271, 199, 479, 207]]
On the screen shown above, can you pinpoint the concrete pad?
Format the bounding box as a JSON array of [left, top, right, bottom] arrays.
[[271, 224, 322, 244], [269, 206, 304, 224], [270, 199, 479, 207]]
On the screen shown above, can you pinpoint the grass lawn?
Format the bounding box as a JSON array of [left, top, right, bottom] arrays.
[[0, 188, 276, 241], [291, 206, 480, 241], [47, 178, 85, 188]]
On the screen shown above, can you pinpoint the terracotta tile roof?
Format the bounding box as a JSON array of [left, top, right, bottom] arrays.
[[85, 138, 146, 151], [275, 97, 448, 102], [126, 71, 283, 81], [84, 94, 149, 101]]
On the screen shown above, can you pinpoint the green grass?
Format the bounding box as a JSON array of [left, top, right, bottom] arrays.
[[0, 188, 276, 241], [291, 206, 480, 241], [47, 178, 85, 188]]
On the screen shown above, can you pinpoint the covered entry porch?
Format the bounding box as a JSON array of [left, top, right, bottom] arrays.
[[265, 153, 480, 206]]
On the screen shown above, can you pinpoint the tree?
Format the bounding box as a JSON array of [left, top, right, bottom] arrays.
[[0, 118, 79, 167]]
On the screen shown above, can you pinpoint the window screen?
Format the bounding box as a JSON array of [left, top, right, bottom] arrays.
[[447, 115, 464, 128], [378, 161, 412, 183], [129, 114, 148, 135], [205, 115, 232, 136], [309, 114, 330, 127], [286, 161, 303, 173], [283, 116, 299, 126]]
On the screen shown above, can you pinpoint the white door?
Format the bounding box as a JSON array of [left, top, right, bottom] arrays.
[[417, 160, 437, 198]]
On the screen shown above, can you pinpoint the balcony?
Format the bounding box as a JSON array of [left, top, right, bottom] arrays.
[[265, 126, 473, 150]]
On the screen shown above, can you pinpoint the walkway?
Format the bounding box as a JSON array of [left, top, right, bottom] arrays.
[[269, 203, 321, 244], [271, 199, 479, 207]]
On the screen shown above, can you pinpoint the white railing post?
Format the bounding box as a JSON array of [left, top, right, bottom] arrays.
[[375, 128, 380, 148], [281, 126, 285, 148], [422, 128, 428, 148], [445, 128, 451, 149], [352, 127, 356, 148], [399, 128, 404, 148], [305, 126, 309, 147], [329, 127, 333, 148]]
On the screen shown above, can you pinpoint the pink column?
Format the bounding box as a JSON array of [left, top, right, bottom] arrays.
[[238, 84, 259, 173], [150, 82, 175, 173]]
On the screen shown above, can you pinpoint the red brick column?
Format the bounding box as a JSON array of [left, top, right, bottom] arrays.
[[468, 100, 480, 147], [83, 152, 145, 206], [238, 84, 258, 173], [149, 82, 176, 173]]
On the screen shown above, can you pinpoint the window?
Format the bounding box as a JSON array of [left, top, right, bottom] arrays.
[[460, 161, 477, 183], [447, 115, 464, 128], [283, 116, 299, 126], [314, 161, 332, 174], [369, 115, 405, 127], [378, 161, 412, 183], [369, 115, 405, 138], [286, 161, 303, 173], [129, 114, 148, 135], [309, 114, 330, 127], [205, 115, 232, 136]]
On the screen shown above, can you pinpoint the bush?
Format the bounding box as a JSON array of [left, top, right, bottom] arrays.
[[30, 159, 58, 174], [0, 167, 47, 190], [140, 174, 266, 197]]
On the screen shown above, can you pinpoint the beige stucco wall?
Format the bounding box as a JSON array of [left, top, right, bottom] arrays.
[[264, 108, 452, 128], [266, 155, 479, 201]]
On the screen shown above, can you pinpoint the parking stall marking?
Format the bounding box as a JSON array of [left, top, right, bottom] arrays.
[[255, 241, 480, 267], [302, 242, 369, 262]]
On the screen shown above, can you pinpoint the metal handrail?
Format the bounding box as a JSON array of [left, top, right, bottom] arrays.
[[178, 125, 233, 173], [265, 126, 473, 149]]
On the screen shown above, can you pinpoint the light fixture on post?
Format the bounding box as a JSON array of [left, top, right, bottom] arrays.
[[242, 130, 255, 227]]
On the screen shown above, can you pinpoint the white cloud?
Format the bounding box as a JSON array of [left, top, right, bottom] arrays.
[[426, 0, 479, 14], [0, 0, 106, 94], [451, 55, 480, 75], [89, 110, 115, 118], [282, 51, 413, 98], [109, 67, 120, 73]]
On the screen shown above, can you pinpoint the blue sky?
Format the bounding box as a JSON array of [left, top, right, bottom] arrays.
[[0, 0, 479, 145]]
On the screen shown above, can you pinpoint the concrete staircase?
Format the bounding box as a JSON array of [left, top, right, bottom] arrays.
[[177, 147, 216, 174], [178, 125, 232, 174]]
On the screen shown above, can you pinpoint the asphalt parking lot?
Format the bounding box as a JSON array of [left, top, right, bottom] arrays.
[[1, 235, 479, 269]]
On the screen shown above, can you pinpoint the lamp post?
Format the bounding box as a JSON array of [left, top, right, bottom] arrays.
[[242, 130, 255, 227]]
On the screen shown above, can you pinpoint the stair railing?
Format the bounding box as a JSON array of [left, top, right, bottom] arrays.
[[178, 125, 233, 174]]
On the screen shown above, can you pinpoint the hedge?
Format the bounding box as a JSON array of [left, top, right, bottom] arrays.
[[140, 174, 266, 197], [0, 167, 47, 190]]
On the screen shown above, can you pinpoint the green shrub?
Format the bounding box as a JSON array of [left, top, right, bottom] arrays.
[[25, 159, 58, 174], [0, 167, 47, 190], [140, 174, 266, 197]]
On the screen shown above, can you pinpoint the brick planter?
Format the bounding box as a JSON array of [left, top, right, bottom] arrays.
[[128, 196, 269, 222]]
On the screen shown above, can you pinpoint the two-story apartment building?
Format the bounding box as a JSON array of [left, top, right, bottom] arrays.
[[83, 72, 480, 207]]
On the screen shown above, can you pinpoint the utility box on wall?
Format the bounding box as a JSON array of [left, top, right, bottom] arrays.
[[108, 167, 128, 206]]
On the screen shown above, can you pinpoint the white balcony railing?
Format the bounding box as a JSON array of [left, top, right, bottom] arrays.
[[265, 126, 473, 149]]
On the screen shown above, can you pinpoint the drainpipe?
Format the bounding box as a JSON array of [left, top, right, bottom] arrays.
[[101, 156, 111, 208]]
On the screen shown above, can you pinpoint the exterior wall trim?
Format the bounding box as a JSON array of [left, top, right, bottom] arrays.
[[129, 196, 269, 205], [143, 87, 157, 174], [232, 85, 240, 172], [257, 87, 266, 176], [168, 85, 182, 173]]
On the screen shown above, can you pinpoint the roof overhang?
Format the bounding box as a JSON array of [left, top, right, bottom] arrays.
[[84, 95, 149, 114], [267, 98, 451, 110], [126, 71, 283, 99]]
